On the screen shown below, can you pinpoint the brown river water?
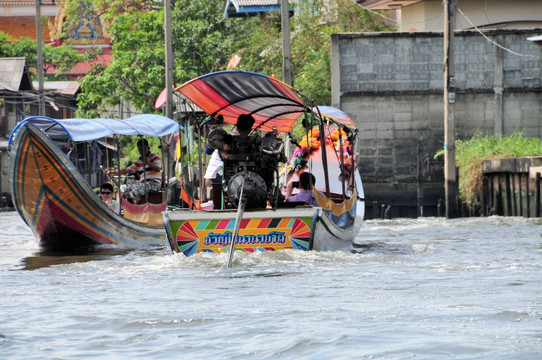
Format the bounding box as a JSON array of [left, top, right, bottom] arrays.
[[1, 211, 541, 359]]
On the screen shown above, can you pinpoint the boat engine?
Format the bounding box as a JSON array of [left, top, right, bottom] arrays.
[[207, 127, 285, 209], [226, 171, 268, 209]]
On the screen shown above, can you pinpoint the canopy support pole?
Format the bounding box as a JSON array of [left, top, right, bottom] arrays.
[[339, 128, 345, 201], [314, 106, 330, 196]]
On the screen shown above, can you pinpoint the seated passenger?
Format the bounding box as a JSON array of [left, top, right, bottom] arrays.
[[205, 114, 256, 176], [284, 172, 318, 206], [100, 183, 120, 214], [204, 149, 224, 210], [232, 113, 254, 137], [104, 138, 162, 202], [205, 114, 258, 209]]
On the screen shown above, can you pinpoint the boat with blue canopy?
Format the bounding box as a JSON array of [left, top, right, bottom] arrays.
[[8, 114, 181, 252]]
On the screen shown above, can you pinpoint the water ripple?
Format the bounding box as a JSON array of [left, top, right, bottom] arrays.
[[1, 213, 542, 359]]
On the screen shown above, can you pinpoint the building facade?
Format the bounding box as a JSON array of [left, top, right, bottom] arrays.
[[356, 0, 542, 32], [335, 0, 542, 217], [333, 1, 542, 216]]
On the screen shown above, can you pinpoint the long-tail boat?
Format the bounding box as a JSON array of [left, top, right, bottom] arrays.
[[8, 114, 180, 252], [161, 71, 365, 263]]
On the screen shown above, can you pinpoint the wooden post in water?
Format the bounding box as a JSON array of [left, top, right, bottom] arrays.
[[513, 173, 518, 216], [482, 176, 488, 216], [498, 174, 503, 215], [536, 173, 541, 217], [417, 139, 424, 217], [513, 173, 519, 216], [505, 174, 512, 216], [385, 205, 391, 219], [525, 173, 531, 217], [518, 173, 524, 217], [489, 175, 495, 215]]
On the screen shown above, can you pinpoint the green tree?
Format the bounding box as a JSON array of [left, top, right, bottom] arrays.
[[237, 0, 393, 105], [0, 31, 88, 80], [62, 0, 167, 116], [73, 0, 245, 117], [0, 32, 12, 55], [170, 0, 243, 80], [79, 9, 165, 117], [70, 0, 393, 116]]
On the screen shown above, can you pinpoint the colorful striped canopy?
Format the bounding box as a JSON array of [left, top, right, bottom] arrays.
[[174, 71, 311, 133]]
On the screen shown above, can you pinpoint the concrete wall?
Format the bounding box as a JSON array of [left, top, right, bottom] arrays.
[[331, 29, 542, 217]]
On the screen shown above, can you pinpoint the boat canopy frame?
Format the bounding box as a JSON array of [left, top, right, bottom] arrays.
[[8, 114, 181, 145], [170, 71, 359, 206], [9, 114, 183, 211]]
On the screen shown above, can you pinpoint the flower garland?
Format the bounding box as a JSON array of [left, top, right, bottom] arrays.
[[297, 127, 351, 154]]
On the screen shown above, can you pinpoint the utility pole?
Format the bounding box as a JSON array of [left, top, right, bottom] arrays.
[[164, 0, 173, 120], [35, 0, 45, 116], [281, 0, 293, 158], [444, 0, 458, 218], [164, 0, 176, 193], [281, 0, 292, 86]]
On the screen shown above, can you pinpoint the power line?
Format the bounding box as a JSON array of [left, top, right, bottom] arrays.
[[350, 1, 540, 59], [350, 0, 444, 26], [457, 7, 539, 58]]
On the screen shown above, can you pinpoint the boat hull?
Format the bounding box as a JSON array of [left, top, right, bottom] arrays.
[[163, 207, 320, 256], [9, 123, 165, 251], [164, 71, 366, 256], [311, 199, 365, 252], [164, 197, 365, 256]]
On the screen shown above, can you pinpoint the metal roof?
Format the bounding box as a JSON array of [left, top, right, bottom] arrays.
[[0, 57, 34, 91], [356, 0, 422, 10], [527, 35, 542, 42], [32, 81, 81, 96], [224, 0, 292, 18]]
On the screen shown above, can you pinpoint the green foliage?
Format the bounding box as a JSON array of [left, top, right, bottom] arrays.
[[74, 0, 243, 117], [0, 32, 11, 54], [0, 31, 88, 80], [76, 8, 165, 116], [171, 0, 241, 80], [68, 0, 394, 116], [235, 12, 283, 78], [182, 143, 201, 168], [441, 132, 542, 204], [236, 0, 394, 105], [292, 118, 308, 139], [114, 136, 161, 168]]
